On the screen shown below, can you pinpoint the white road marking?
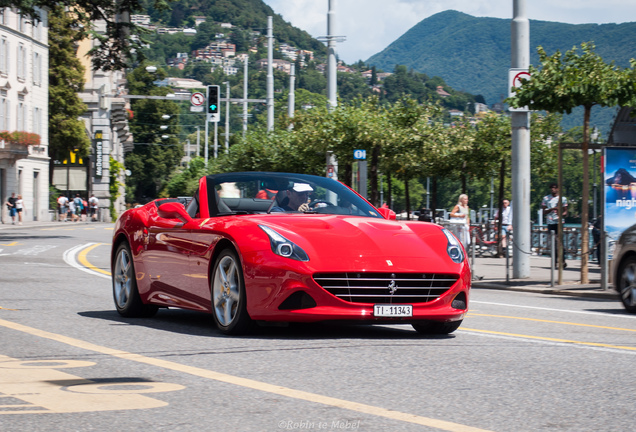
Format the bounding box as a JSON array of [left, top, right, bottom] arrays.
[[63, 243, 110, 280], [470, 300, 636, 319], [15, 245, 57, 256]]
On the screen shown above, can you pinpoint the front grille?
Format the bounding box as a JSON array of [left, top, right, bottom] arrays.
[[313, 272, 458, 304]]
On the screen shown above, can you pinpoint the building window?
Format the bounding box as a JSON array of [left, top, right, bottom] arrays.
[[0, 38, 8, 76], [17, 43, 26, 80], [33, 51, 41, 85], [0, 98, 5, 131], [0, 98, 10, 131], [17, 102, 25, 131], [33, 106, 40, 135]]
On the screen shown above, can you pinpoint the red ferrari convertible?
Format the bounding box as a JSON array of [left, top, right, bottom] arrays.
[[111, 172, 470, 335]]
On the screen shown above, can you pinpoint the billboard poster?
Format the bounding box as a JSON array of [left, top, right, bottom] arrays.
[[604, 147, 636, 257]]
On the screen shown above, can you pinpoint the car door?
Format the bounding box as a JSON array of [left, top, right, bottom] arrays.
[[144, 204, 197, 309]]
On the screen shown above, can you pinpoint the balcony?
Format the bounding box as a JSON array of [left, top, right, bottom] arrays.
[[0, 131, 41, 164]]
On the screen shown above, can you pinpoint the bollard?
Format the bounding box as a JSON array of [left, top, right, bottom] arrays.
[[550, 230, 555, 287], [601, 231, 609, 290], [505, 235, 510, 284]]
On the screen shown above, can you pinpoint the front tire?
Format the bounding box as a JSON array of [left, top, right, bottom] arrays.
[[412, 320, 462, 335], [211, 248, 253, 335], [618, 256, 636, 313], [113, 242, 158, 318]]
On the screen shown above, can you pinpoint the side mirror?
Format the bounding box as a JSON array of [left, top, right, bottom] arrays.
[[158, 202, 193, 224], [377, 207, 396, 220]]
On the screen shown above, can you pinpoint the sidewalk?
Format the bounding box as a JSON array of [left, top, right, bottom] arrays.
[[470, 254, 618, 300], [0, 218, 108, 230]]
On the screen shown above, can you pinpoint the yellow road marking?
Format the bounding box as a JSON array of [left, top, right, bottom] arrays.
[[0, 318, 490, 432], [468, 313, 636, 332], [0, 307, 17, 311], [461, 327, 636, 351], [0, 354, 184, 413], [77, 243, 111, 276], [0, 242, 19, 246]]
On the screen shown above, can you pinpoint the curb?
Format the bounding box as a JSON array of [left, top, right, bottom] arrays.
[[472, 281, 618, 300]]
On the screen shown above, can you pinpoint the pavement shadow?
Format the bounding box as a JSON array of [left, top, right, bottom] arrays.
[[79, 309, 458, 341]]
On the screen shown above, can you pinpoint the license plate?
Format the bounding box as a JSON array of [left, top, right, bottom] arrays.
[[373, 304, 413, 317]]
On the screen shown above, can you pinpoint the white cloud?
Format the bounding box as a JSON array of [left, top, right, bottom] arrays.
[[263, 0, 636, 63]]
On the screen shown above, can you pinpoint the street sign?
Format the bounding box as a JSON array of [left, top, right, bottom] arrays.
[[508, 68, 530, 112], [190, 92, 205, 106], [353, 149, 366, 160]]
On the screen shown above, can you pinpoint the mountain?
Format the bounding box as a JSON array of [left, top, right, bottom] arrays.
[[366, 10, 636, 132], [139, 0, 326, 56]]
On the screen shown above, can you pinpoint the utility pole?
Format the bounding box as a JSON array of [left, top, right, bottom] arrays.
[[196, 126, 200, 158], [214, 122, 218, 159], [204, 118, 209, 166], [224, 81, 230, 153], [267, 16, 274, 131], [319, 0, 345, 112], [288, 64, 295, 130], [243, 59, 248, 137], [318, 0, 345, 179], [511, 0, 531, 278]]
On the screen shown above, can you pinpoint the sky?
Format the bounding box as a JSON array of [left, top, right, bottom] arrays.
[[262, 0, 636, 63]]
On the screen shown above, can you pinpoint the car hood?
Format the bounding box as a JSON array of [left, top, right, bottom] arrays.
[[252, 215, 458, 272]]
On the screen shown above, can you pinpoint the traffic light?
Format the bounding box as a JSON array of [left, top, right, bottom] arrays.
[[207, 85, 219, 115]]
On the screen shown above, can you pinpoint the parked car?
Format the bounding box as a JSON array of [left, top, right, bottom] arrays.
[[111, 172, 471, 335], [611, 223, 636, 313]]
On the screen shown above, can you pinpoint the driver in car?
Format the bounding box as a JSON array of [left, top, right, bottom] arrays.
[[282, 183, 313, 212]]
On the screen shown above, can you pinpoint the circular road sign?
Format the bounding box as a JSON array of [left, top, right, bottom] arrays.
[[191, 92, 205, 106]]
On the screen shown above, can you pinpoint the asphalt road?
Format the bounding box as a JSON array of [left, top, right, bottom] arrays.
[[0, 223, 635, 432]]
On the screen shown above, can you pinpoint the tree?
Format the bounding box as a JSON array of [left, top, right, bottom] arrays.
[[5, 0, 174, 71], [509, 42, 636, 283], [47, 5, 91, 182], [125, 66, 183, 202]]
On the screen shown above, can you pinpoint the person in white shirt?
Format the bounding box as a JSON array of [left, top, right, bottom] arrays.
[[88, 194, 99, 221], [15, 195, 24, 225], [496, 199, 513, 247]]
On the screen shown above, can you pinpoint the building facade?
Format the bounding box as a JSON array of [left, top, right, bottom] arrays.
[[75, 18, 131, 222], [0, 7, 49, 223]]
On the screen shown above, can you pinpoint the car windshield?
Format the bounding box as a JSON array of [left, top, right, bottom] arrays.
[[206, 172, 383, 218]]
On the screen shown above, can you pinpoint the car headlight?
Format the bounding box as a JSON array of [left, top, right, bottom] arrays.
[[442, 228, 465, 263], [259, 225, 309, 261]]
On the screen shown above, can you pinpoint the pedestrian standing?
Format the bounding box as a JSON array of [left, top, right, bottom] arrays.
[[5, 192, 17, 224], [15, 194, 24, 225], [542, 183, 568, 269], [88, 194, 99, 221], [496, 199, 513, 248], [68, 197, 77, 222], [57, 194, 68, 222], [449, 193, 470, 248], [73, 194, 83, 222]]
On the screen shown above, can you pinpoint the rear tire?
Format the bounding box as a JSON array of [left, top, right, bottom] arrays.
[[412, 320, 462, 335], [211, 248, 254, 335], [618, 256, 636, 313], [113, 242, 158, 318]]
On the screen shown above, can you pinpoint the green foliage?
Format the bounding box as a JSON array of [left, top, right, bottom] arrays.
[[49, 185, 62, 210], [509, 43, 635, 112], [11, 0, 174, 71], [109, 156, 124, 220], [161, 158, 208, 197], [47, 5, 91, 159], [125, 65, 184, 203]]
